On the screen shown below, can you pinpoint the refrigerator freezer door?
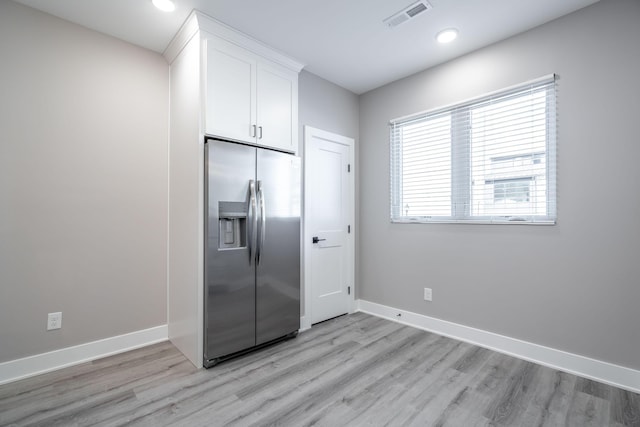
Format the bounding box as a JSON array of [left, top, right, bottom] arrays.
[[205, 140, 257, 361], [255, 148, 301, 345]]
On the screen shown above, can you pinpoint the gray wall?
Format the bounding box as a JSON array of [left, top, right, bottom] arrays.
[[0, 1, 169, 363], [299, 71, 360, 143], [298, 71, 359, 316], [358, 0, 640, 371]]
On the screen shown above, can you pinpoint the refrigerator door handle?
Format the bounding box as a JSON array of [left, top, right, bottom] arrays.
[[248, 180, 257, 265], [256, 180, 266, 265]]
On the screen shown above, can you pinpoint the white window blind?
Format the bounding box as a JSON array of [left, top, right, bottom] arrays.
[[390, 75, 556, 224]]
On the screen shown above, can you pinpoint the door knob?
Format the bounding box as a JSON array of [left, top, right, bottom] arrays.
[[312, 236, 326, 244]]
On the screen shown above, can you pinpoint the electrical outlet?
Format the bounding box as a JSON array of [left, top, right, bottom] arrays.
[[423, 287, 433, 302], [47, 312, 62, 330]]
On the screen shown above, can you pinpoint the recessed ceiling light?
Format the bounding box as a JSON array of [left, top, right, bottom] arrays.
[[152, 0, 176, 12], [436, 28, 458, 44]]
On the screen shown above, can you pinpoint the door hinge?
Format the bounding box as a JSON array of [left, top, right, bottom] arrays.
[[348, 225, 351, 233], [348, 286, 351, 295], [347, 164, 351, 172]]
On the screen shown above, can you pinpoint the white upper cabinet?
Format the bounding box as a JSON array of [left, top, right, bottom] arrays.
[[255, 63, 297, 152], [206, 38, 256, 145], [204, 33, 300, 153]]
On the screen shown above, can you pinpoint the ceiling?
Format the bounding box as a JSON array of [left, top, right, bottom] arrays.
[[13, 0, 599, 94]]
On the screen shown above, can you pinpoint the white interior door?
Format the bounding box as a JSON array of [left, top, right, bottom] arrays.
[[304, 126, 354, 325]]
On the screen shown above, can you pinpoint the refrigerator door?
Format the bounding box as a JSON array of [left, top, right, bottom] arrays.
[[255, 148, 301, 345], [205, 140, 257, 362]]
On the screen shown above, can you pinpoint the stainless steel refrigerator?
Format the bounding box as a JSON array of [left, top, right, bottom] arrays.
[[204, 138, 301, 367]]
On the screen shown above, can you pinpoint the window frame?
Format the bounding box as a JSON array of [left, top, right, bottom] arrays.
[[390, 74, 557, 225]]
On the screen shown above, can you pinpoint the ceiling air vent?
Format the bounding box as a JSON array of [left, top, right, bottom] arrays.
[[383, 0, 432, 29]]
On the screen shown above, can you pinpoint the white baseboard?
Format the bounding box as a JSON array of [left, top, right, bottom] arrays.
[[357, 299, 640, 394], [0, 325, 168, 386], [299, 316, 312, 332]]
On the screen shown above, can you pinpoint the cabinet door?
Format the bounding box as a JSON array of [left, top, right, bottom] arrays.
[[206, 38, 256, 144], [256, 63, 298, 153]]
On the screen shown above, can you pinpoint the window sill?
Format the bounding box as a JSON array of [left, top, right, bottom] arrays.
[[391, 218, 556, 225]]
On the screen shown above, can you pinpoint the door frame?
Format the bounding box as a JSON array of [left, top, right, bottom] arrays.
[[302, 126, 355, 330]]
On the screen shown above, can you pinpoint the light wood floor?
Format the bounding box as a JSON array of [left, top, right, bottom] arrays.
[[1, 312, 639, 426]]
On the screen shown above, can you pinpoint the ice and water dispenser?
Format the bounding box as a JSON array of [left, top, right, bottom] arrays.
[[218, 201, 247, 249]]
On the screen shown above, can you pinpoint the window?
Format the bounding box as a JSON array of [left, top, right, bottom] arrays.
[[390, 75, 556, 224], [491, 177, 532, 204]]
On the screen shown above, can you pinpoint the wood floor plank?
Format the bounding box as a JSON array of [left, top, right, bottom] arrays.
[[576, 376, 612, 400], [566, 391, 611, 427], [523, 370, 577, 427], [483, 359, 541, 425], [610, 387, 640, 427], [1, 313, 638, 427]]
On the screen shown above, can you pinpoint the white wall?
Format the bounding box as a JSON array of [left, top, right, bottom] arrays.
[[0, 1, 169, 363], [358, 0, 640, 371]]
